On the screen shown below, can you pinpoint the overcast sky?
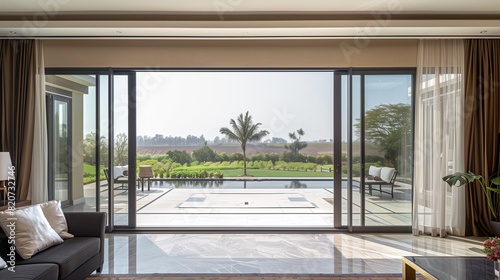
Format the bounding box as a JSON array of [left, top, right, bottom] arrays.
[[133, 72, 334, 142], [84, 72, 411, 142]]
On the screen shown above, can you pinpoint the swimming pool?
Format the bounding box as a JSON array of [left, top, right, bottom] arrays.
[[147, 179, 337, 189]]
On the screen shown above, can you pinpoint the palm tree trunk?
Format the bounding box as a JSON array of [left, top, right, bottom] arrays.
[[243, 148, 247, 176]]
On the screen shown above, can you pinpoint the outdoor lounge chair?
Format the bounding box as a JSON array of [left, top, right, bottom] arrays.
[[354, 166, 398, 198], [104, 168, 130, 190]]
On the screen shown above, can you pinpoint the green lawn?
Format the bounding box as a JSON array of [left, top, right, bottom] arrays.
[[220, 169, 333, 177], [83, 163, 106, 184], [84, 163, 105, 175]]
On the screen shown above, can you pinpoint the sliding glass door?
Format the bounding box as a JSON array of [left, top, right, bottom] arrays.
[[341, 70, 414, 232], [45, 70, 137, 230], [111, 72, 136, 227], [134, 71, 336, 229], [94, 72, 137, 229], [46, 68, 413, 232]]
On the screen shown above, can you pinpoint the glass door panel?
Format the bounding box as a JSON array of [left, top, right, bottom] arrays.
[[82, 76, 97, 211], [342, 71, 414, 231], [362, 74, 413, 227], [351, 75, 363, 227], [48, 96, 72, 205], [99, 75, 111, 227], [54, 99, 70, 202], [339, 73, 349, 227], [113, 75, 131, 226]]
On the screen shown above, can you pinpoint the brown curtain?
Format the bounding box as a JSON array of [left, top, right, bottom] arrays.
[[464, 39, 500, 236], [0, 40, 36, 202]]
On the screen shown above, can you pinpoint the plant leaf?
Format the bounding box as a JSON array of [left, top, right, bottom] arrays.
[[491, 176, 500, 186], [442, 172, 478, 187], [487, 187, 500, 195]]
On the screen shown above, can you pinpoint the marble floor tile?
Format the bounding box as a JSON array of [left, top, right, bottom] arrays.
[[96, 233, 486, 276]]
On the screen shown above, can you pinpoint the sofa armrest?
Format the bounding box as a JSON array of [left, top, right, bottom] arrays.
[[64, 211, 106, 272], [64, 212, 106, 238]]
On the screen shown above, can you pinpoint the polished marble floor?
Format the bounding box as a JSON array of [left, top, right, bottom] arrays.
[[97, 233, 485, 275]]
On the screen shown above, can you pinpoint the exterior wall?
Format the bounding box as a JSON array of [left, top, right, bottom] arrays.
[[44, 39, 418, 68], [71, 92, 84, 202]]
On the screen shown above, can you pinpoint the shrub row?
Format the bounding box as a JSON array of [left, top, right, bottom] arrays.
[[273, 161, 318, 172], [169, 170, 224, 179], [138, 149, 335, 165]]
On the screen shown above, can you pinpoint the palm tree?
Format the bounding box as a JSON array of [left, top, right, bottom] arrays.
[[285, 128, 307, 154], [220, 111, 269, 176]]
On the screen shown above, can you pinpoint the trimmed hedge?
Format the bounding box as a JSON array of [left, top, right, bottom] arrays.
[[169, 170, 223, 179]]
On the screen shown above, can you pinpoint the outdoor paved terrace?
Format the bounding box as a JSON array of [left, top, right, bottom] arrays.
[[70, 178, 412, 228]]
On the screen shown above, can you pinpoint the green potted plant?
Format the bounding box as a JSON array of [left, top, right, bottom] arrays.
[[442, 168, 500, 234]]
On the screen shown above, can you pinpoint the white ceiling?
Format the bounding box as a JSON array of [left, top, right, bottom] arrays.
[[1, 0, 500, 38]]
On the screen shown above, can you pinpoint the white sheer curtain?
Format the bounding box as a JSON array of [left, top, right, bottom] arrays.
[[30, 40, 48, 204], [413, 39, 465, 237]]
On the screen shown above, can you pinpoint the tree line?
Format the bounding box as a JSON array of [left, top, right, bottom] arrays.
[[138, 148, 334, 166], [137, 134, 288, 147], [137, 134, 207, 146]]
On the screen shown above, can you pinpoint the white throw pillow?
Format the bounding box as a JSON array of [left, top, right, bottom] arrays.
[[0, 256, 7, 270], [40, 200, 74, 239], [113, 166, 128, 179], [380, 167, 396, 182], [368, 166, 382, 177], [0, 205, 63, 260]]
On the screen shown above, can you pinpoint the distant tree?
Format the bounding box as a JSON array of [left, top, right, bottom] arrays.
[[355, 103, 411, 167], [251, 154, 264, 161], [228, 153, 244, 161], [317, 155, 333, 165], [264, 153, 280, 165], [192, 145, 218, 162], [282, 151, 306, 163], [100, 137, 109, 166], [57, 121, 69, 174], [114, 133, 128, 166], [219, 152, 230, 161], [83, 132, 98, 165], [136, 135, 144, 146], [285, 128, 308, 154], [271, 137, 287, 144], [167, 150, 193, 165], [306, 155, 317, 163], [83, 132, 109, 166], [220, 111, 269, 176], [137, 134, 207, 146]]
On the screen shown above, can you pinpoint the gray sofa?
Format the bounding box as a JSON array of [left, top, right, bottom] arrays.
[[0, 212, 105, 280]]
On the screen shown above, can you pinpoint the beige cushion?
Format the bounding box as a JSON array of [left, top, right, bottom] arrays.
[[40, 200, 74, 239], [0, 205, 63, 260], [368, 166, 382, 177], [380, 167, 396, 182]]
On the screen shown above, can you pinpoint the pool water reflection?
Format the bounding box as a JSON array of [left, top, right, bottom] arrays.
[[148, 179, 335, 189]]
